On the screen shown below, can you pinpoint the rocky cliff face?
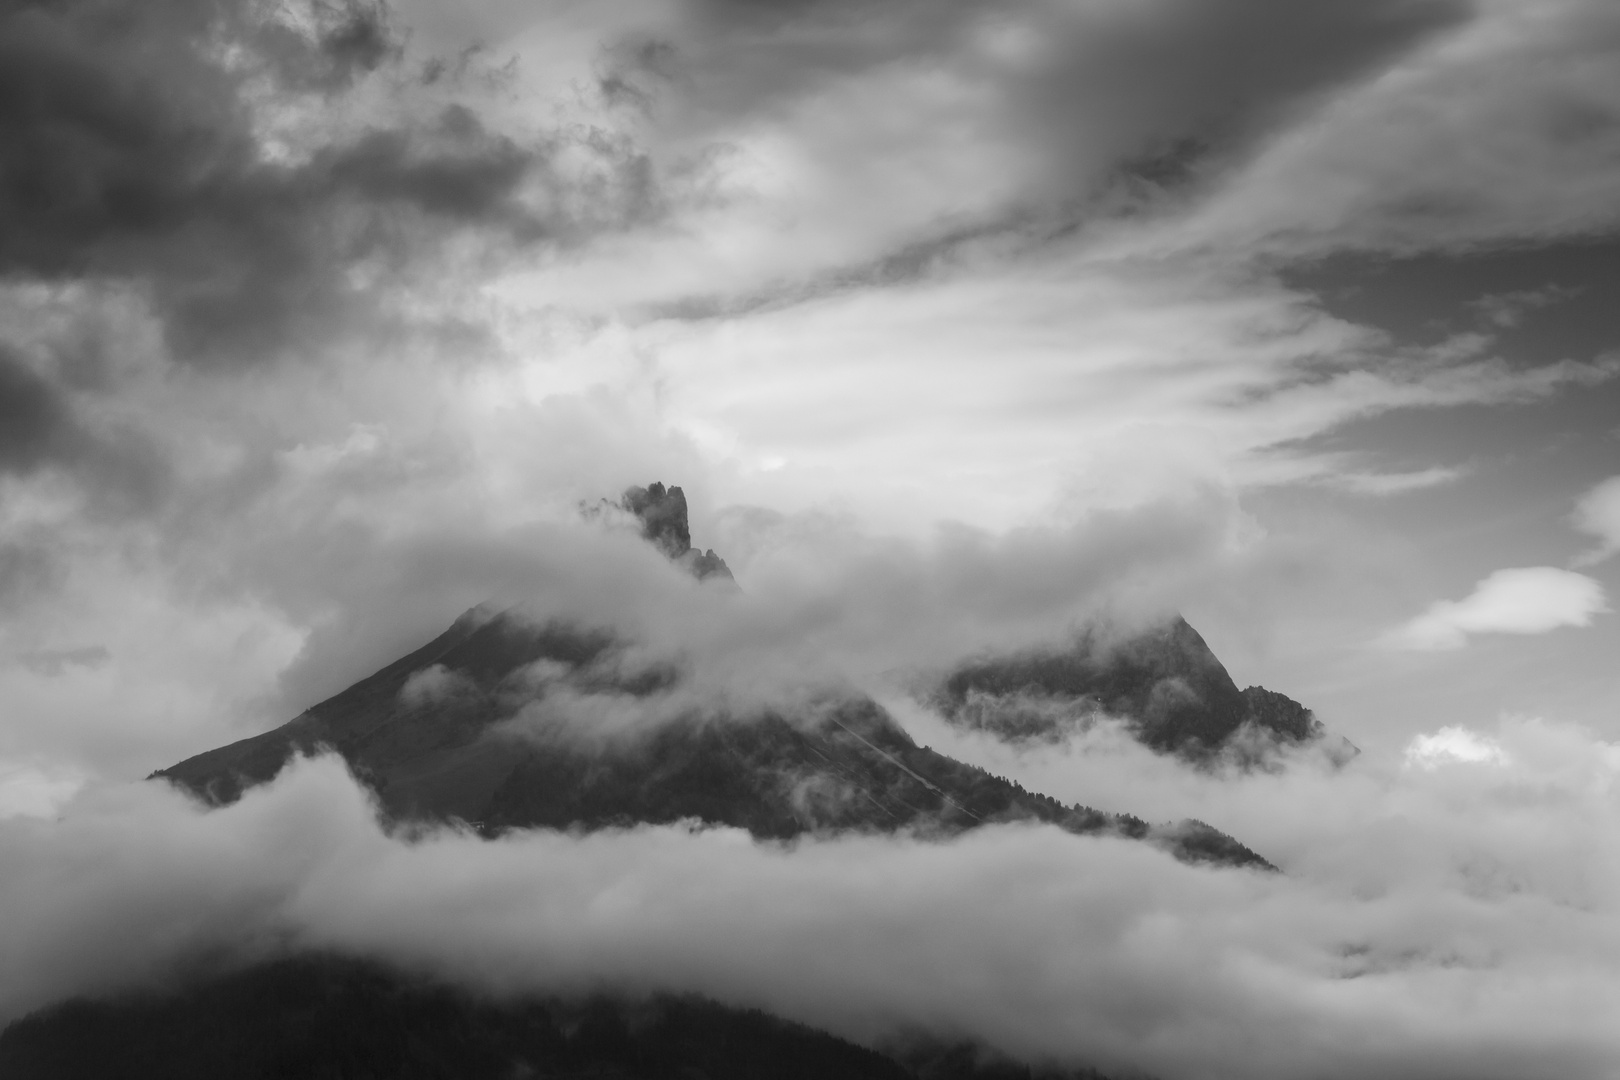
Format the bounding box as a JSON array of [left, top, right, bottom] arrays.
[[619, 481, 733, 581]]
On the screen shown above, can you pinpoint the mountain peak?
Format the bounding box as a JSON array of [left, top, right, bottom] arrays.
[[152, 602, 1273, 870], [934, 614, 1332, 763], [618, 481, 733, 581]]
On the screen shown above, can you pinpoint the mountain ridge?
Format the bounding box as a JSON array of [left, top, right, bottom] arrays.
[[931, 615, 1340, 765], [152, 482, 1294, 871], [153, 601, 1271, 870]]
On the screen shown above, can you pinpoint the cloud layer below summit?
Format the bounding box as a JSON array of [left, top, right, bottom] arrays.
[[3, 710, 1620, 1080]]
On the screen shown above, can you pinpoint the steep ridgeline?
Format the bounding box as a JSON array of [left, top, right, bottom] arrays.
[[933, 617, 1338, 764], [0, 954, 1118, 1080], [154, 604, 1268, 869], [154, 485, 1271, 871]]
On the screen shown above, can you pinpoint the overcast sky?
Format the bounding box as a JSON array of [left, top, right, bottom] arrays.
[[2, 0, 1618, 799]]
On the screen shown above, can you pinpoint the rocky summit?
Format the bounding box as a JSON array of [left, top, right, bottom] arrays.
[[619, 481, 734, 581]]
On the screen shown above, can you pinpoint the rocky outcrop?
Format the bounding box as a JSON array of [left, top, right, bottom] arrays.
[[933, 616, 1329, 763], [1239, 685, 1320, 743], [619, 481, 733, 581]]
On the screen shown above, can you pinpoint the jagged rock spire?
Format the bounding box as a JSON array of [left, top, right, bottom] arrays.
[[619, 481, 733, 581]]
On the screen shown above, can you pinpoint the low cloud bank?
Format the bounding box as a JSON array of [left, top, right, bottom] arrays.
[[3, 716, 1618, 1080]]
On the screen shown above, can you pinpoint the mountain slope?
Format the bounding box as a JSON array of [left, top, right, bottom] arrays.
[[0, 954, 1116, 1080], [154, 603, 1269, 869], [933, 617, 1331, 762], [153, 482, 1274, 870]]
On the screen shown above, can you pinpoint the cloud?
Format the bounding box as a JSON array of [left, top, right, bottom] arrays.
[[0, 346, 70, 475], [1319, 466, 1464, 496], [1168, 0, 1620, 254], [1465, 284, 1582, 329], [0, 0, 665, 371], [592, 0, 1465, 262], [0, 343, 169, 512], [1403, 725, 1511, 770], [17, 645, 109, 678], [0, 760, 84, 820], [1573, 475, 1620, 566], [0, 0, 1612, 798], [1381, 567, 1610, 651], [398, 663, 479, 707], [2, 714, 1620, 1080], [497, 0, 1469, 323]]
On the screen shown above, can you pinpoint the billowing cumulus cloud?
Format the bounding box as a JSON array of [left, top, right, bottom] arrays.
[[1380, 567, 1610, 651], [1403, 725, 1511, 770]]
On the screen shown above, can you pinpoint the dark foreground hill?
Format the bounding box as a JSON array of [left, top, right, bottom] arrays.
[[0, 954, 1116, 1080]]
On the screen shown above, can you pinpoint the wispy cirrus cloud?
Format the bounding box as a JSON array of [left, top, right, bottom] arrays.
[[1166, 0, 1620, 255]]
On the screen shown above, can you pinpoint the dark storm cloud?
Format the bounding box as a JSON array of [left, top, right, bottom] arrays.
[[0, 346, 69, 474], [0, 0, 656, 368], [286, 0, 402, 91], [0, 344, 167, 510]]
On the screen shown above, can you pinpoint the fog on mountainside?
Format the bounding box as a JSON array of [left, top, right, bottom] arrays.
[[15, 481, 1490, 1080], [931, 616, 1354, 767], [153, 483, 1273, 871]]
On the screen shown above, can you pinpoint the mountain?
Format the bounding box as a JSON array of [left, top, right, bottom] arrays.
[[35, 484, 1300, 1080], [152, 482, 1272, 871], [932, 617, 1341, 764], [153, 602, 1268, 869], [0, 954, 1116, 1080], [612, 481, 734, 581]]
